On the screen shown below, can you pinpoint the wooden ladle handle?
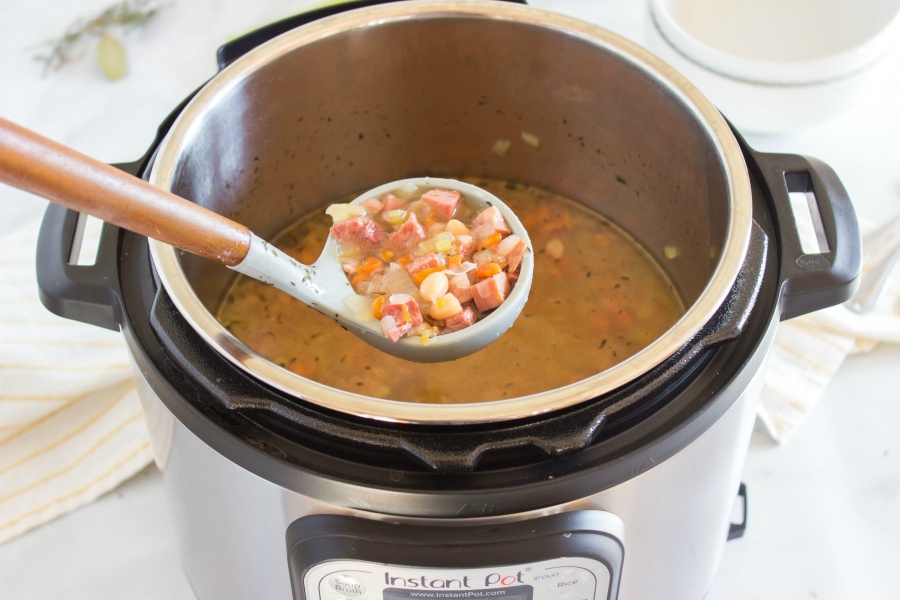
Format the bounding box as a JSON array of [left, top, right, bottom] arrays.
[[0, 117, 251, 267]]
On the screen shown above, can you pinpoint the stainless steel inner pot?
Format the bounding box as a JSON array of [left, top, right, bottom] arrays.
[[148, 0, 752, 424]]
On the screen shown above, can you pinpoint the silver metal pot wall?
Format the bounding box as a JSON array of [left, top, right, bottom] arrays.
[[34, 2, 861, 600], [133, 359, 764, 600], [148, 0, 754, 424]]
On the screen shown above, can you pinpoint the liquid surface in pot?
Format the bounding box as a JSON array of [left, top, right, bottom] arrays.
[[217, 179, 684, 403]]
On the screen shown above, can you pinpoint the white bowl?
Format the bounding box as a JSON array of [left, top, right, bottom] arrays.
[[647, 0, 900, 133]]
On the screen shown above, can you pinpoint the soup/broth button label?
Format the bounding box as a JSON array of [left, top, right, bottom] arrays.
[[330, 574, 365, 596]]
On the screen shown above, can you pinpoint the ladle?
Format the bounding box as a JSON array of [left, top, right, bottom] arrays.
[[0, 117, 533, 362]]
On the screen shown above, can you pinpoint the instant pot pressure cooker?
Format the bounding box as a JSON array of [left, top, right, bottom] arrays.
[[35, 2, 860, 599]]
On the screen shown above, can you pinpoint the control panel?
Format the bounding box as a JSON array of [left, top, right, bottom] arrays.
[[286, 511, 624, 600]]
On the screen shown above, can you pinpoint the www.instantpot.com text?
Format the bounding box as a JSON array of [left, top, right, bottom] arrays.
[[394, 591, 524, 598]]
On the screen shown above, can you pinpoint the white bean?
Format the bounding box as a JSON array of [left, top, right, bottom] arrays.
[[419, 271, 449, 302], [446, 219, 470, 237], [545, 238, 564, 260], [429, 293, 463, 321]]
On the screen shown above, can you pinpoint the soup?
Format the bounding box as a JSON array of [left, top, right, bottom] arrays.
[[217, 179, 684, 404], [326, 183, 528, 342]]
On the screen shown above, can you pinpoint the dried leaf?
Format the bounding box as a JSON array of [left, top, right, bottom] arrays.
[[96, 33, 128, 80]]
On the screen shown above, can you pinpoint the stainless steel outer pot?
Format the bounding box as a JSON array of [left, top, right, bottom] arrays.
[[34, 2, 861, 600]]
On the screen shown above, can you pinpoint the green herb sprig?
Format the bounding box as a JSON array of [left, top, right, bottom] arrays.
[[33, 0, 166, 79]]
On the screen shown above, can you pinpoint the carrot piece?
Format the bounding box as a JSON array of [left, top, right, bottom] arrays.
[[543, 209, 575, 233], [372, 295, 386, 319], [351, 272, 369, 287], [362, 256, 383, 274], [476, 262, 502, 279], [413, 265, 447, 285], [480, 232, 503, 249], [594, 233, 611, 247]]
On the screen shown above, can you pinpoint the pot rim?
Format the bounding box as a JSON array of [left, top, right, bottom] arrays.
[[148, 0, 753, 425]]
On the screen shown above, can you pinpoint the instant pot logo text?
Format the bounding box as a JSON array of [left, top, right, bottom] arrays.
[[384, 570, 525, 589]]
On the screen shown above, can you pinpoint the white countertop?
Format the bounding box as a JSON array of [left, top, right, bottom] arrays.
[[1, 1, 899, 598]]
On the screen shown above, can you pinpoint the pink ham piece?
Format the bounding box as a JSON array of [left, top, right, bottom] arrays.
[[455, 234, 475, 259], [421, 188, 461, 220], [385, 212, 427, 254], [382, 193, 407, 211], [448, 273, 474, 304], [472, 271, 509, 312], [379, 293, 424, 342], [496, 234, 526, 273], [361, 197, 384, 214], [330, 216, 387, 252], [443, 306, 477, 332], [407, 252, 441, 277], [469, 205, 511, 241], [379, 316, 404, 342]]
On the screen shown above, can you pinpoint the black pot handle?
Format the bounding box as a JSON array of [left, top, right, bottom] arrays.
[[727, 483, 748, 541], [33, 90, 196, 332], [216, 0, 528, 70], [36, 204, 124, 331], [752, 151, 861, 321]]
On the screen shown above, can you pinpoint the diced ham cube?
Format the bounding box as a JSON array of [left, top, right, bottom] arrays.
[[407, 252, 440, 276], [385, 212, 426, 254], [362, 198, 384, 214], [330, 216, 387, 252], [496, 234, 527, 273], [380, 315, 406, 342], [455, 234, 475, 259], [443, 306, 477, 332], [384, 294, 424, 326], [469, 206, 510, 241], [382, 193, 407, 211], [421, 188, 461, 220], [471, 271, 509, 312], [448, 273, 474, 304], [379, 293, 424, 342]]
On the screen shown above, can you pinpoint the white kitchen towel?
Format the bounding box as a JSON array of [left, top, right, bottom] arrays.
[[758, 219, 900, 442], [0, 217, 153, 545]]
